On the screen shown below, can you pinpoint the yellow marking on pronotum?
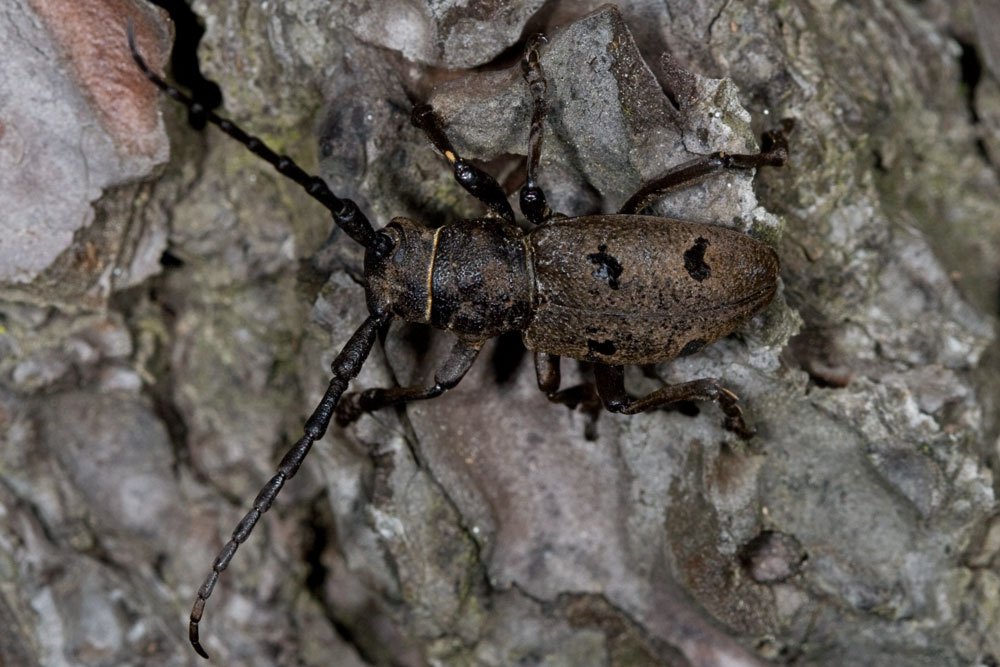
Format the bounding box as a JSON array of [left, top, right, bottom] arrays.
[[425, 226, 442, 322]]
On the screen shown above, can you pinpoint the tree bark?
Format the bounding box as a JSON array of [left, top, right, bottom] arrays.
[[1, 1, 998, 665]]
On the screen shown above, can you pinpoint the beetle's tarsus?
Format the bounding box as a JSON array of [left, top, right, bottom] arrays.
[[758, 118, 795, 166], [729, 417, 756, 440], [716, 386, 756, 438], [335, 391, 366, 425]]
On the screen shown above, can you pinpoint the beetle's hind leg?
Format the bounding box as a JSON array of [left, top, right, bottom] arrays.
[[594, 365, 755, 438], [619, 119, 795, 215], [336, 338, 481, 425]]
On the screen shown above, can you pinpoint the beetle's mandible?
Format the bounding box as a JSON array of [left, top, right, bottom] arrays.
[[127, 22, 792, 659]]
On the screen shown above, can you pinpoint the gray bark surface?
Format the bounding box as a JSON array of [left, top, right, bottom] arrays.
[[1, 1, 999, 665]]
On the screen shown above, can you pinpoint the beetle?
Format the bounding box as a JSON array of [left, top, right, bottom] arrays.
[[128, 23, 791, 659]]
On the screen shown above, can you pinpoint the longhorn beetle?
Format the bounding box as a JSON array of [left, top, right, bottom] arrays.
[[128, 21, 792, 659]]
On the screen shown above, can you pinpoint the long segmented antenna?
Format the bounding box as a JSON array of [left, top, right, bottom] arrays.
[[186, 313, 389, 658], [125, 19, 396, 659], [126, 19, 391, 257]]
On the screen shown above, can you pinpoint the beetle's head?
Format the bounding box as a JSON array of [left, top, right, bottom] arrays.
[[365, 217, 437, 323]]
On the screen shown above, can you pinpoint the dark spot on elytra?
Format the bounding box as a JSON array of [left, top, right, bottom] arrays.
[[679, 338, 706, 357], [586, 338, 617, 356], [684, 237, 711, 282], [587, 244, 624, 290]]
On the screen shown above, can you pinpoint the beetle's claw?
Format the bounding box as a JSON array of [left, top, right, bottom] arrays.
[[727, 415, 757, 440], [526, 32, 548, 53], [715, 386, 756, 438], [335, 392, 364, 426], [759, 118, 795, 165]]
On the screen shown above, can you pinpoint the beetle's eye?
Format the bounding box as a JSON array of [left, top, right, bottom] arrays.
[[392, 234, 407, 264]]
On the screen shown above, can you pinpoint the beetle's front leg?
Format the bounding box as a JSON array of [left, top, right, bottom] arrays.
[[534, 352, 602, 439], [519, 34, 555, 226], [594, 364, 755, 438], [336, 338, 481, 425]]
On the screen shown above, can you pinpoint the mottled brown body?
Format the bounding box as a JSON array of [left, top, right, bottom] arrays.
[[366, 216, 536, 340], [430, 219, 534, 337], [369, 215, 779, 366], [524, 215, 779, 365]]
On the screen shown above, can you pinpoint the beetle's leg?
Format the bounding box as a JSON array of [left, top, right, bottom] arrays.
[[188, 312, 389, 659], [411, 104, 516, 223], [534, 352, 603, 439], [594, 365, 755, 439], [127, 21, 391, 257], [336, 338, 481, 424], [519, 34, 554, 226], [619, 119, 795, 215]]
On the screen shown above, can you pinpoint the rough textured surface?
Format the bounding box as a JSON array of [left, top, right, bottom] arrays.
[[2, 1, 999, 666]]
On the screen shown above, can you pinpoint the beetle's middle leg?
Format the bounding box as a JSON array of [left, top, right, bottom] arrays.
[[534, 351, 603, 439], [594, 364, 755, 438], [619, 119, 795, 215], [336, 338, 481, 425]]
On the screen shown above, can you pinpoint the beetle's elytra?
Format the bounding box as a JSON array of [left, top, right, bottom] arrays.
[[127, 22, 791, 659]]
